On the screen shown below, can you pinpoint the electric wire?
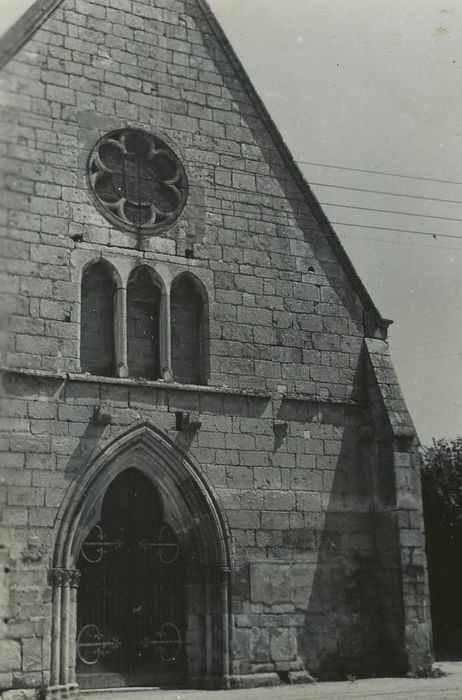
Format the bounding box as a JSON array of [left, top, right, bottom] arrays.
[[185, 180, 462, 224], [328, 221, 462, 242], [307, 182, 462, 206], [180, 183, 462, 230], [319, 202, 462, 224], [13, 145, 462, 247], [397, 351, 462, 363], [392, 333, 462, 351], [98, 174, 462, 242], [336, 233, 462, 252], [163, 183, 462, 241], [294, 160, 462, 187]]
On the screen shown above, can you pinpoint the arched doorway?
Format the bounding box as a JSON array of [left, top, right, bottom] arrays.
[[50, 422, 231, 695], [76, 469, 186, 688]]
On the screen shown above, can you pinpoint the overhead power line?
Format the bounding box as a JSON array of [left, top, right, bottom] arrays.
[[393, 333, 462, 351], [337, 231, 462, 252], [309, 182, 462, 206], [330, 221, 462, 241], [321, 202, 462, 223], [398, 351, 462, 363], [185, 182, 462, 228], [295, 160, 462, 187]]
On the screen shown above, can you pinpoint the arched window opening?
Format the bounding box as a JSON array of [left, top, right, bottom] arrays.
[[171, 275, 205, 385], [80, 260, 116, 376], [127, 266, 161, 379]]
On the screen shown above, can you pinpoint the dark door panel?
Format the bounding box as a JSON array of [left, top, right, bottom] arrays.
[[76, 469, 186, 688]]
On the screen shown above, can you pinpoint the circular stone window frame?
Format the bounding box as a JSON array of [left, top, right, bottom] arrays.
[[87, 128, 188, 236]]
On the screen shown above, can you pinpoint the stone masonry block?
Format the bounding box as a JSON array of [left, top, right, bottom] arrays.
[[296, 492, 322, 512], [227, 511, 260, 529], [8, 487, 45, 507], [0, 640, 21, 673], [226, 466, 253, 489], [261, 512, 289, 530], [22, 638, 42, 673], [232, 628, 250, 659], [264, 491, 295, 511], [253, 468, 281, 490], [270, 627, 292, 662]]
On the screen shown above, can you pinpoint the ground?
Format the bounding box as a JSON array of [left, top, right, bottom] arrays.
[[83, 661, 462, 700]]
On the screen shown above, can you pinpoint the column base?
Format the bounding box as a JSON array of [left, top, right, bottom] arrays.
[[46, 684, 79, 700], [230, 673, 281, 689]]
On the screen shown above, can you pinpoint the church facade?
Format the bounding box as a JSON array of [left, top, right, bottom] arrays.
[[0, 0, 432, 695]]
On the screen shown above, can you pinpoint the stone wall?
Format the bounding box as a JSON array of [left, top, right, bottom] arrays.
[[0, 364, 430, 687], [0, 0, 432, 691], [0, 0, 369, 396]]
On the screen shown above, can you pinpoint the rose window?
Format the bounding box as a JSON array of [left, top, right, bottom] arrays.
[[88, 129, 187, 232]]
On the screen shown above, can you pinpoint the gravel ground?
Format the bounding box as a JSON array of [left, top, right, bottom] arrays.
[[83, 661, 462, 700]]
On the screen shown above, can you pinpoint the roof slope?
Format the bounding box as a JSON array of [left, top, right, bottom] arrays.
[[0, 0, 389, 336]]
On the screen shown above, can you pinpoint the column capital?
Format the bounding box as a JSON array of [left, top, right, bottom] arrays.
[[51, 568, 81, 588], [68, 569, 81, 588]]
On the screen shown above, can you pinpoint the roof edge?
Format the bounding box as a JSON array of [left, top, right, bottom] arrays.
[[0, 0, 64, 70], [364, 337, 418, 441], [197, 0, 389, 337]]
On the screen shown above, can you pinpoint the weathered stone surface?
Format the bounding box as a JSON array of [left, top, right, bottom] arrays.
[[0, 641, 21, 673], [250, 562, 314, 608], [22, 639, 42, 673], [232, 673, 280, 688], [0, 690, 37, 700], [0, 0, 431, 690], [270, 627, 292, 662]]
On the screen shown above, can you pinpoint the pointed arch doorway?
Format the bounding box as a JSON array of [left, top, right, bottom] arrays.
[[76, 469, 186, 688], [50, 423, 231, 693]]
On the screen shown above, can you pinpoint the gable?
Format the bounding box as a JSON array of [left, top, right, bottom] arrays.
[[0, 0, 392, 398], [0, 0, 386, 335]]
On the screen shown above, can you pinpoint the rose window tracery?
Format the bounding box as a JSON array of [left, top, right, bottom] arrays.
[[88, 129, 187, 232]]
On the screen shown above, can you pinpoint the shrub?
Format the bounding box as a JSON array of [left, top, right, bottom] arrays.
[[421, 437, 462, 655]]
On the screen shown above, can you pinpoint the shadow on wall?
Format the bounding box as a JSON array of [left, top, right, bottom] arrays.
[[296, 423, 400, 679], [62, 417, 108, 476], [283, 364, 406, 679]]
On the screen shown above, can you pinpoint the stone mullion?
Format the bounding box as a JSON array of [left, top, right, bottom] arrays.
[[114, 286, 128, 377], [159, 286, 171, 379]]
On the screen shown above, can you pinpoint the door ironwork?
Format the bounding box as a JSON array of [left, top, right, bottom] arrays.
[[76, 469, 186, 688]]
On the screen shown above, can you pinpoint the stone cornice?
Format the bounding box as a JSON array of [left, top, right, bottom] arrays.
[[1, 366, 364, 409], [0, 366, 271, 399]]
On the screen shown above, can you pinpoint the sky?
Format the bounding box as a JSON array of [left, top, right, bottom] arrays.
[[1, 1, 462, 445]]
